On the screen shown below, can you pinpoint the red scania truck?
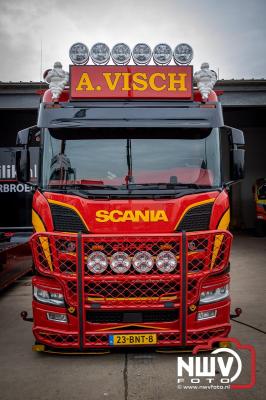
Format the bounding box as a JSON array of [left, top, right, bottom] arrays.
[[16, 48, 245, 353]]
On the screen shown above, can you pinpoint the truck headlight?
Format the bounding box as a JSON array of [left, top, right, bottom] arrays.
[[110, 252, 131, 274], [33, 287, 65, 307], [199, 284, 229, 304], [132, 251, 153, 273], [87, 251, 108, 274], [156, 251, 177, 272]]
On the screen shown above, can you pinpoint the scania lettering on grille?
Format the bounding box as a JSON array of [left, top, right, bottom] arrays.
[[95, 209, 168, 223]]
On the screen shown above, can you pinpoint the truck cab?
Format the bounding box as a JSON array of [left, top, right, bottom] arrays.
[[16, 53, 245, 352]]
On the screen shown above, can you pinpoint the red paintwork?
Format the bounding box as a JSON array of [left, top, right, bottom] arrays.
[[70, 65, 193, 99], [40, 190, 220, 234], [42, 88, 219, 103], [209, 190, 230, 229]]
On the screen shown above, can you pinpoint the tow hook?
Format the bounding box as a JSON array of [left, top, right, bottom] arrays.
[[230, 307, 242, 319], [20, 310, 33, 322]]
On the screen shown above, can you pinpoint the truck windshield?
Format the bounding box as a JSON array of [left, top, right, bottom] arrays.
[[41, 127, 221, 190]]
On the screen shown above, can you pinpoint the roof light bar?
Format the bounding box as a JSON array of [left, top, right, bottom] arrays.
[[68, 42, 195, 66], [132, 43, 152, 65], [111, 43, 131, 65], [90, 43, 110, 65], [173, 43, 193, 65], [69, 42, 89, 65], [153, 43, 172, 65]]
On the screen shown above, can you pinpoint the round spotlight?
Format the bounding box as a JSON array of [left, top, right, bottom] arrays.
[[90, 42, 110, 65], [87, 251, 108, 274], [64, 241, 76, 253], [156, 251, 177, 273], [173, 43, 193, 65], [110, 252, 131, 274], [132, 43, 152, 65], [188, 241, 197, 251], [111, 43, 131, 65], [132, 251, 153, 273], [69, 42, 89, 65], [153, 43, 172, 65]]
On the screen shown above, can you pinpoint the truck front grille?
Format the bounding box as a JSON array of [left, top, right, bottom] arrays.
[[86, 309, 179, 323], [50, 204, 88, 233], [176, 203, 213, 232]]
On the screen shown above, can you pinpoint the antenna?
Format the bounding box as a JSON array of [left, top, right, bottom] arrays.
[[40, 39, 43, 82]]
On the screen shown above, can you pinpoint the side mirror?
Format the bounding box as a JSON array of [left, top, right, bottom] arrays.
[[230, 127, 245, 181], [230, 148, 245, 181], [16, 125, 39, 146], [229, 127, 245, 146], [221, 126, 245, 184], [16, 125, 39, 184], [16, 149, 30, 183]]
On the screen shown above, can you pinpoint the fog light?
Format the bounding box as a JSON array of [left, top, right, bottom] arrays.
[[47, 312, 68, 323], [110, 252, 131, 274], [156, 251, 177, 272], [188, 241, 197, 251], [197, 310, 217, 320], [132, 251, 153, 273], [87, 251, 108, 274], [200, 285, 229, 304], [62, 241, 76, 253]]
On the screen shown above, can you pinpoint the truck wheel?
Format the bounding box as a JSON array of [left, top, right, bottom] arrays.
[[254, 220, 265, 237]]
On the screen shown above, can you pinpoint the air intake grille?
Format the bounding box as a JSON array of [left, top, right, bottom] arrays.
[[176, 203, 213, 232], [50, 204, 88, 233], [86, 309, 179, 323]]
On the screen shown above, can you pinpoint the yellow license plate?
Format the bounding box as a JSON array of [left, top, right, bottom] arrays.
[[109, 334, 157, 346]]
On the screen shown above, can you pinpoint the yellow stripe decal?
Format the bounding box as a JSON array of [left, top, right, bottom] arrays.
[[174, 198, 215, 231], [257, 200, 266, 205], [32, 210, 53, 271], [211, 208, 230, 269], [88, 295, 177, 302], [98, 324, 168, 331], [48, 199, 90, 231]]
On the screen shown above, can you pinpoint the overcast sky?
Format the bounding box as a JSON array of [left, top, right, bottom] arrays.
[[0, 0, 265, 82]]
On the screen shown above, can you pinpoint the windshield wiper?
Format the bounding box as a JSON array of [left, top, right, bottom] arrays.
[[48, 183, 119, 190], [125, 138, 134, 188], [122, 183, 210, 190]]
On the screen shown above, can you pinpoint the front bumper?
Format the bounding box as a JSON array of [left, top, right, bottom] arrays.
[[32, 298, 230, 350]]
